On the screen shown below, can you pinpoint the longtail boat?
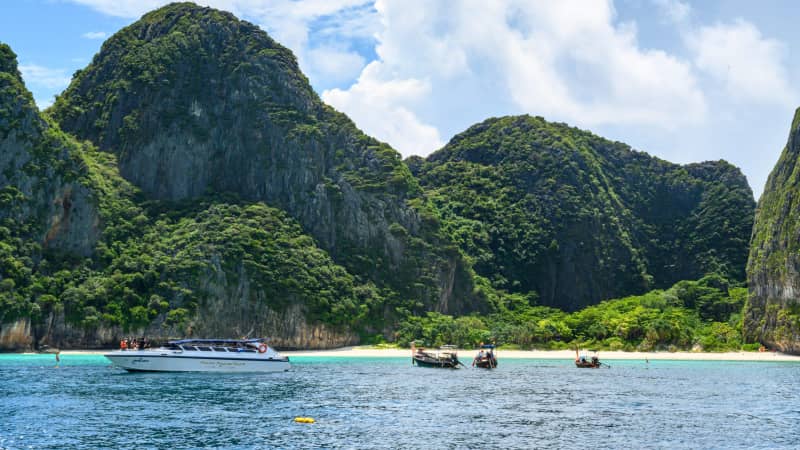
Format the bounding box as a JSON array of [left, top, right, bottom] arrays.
[[472, 344, 498, 369], [411, 343, 462, 368], [575, 349, 603, 368]]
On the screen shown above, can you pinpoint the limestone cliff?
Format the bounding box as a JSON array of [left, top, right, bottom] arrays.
[[0, 39, 363, 350], [50, 2, 479, 315], [0, 43, 100, 348], [745, 108, 800, 354], [411, 116, 755, 310], [0, 43, 99, 256]]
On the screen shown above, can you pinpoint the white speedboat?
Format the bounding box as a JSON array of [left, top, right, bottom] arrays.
[[104, 338, 290, 372]]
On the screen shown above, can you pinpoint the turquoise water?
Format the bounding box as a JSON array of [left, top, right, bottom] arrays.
[[1, 355, 799, 449]]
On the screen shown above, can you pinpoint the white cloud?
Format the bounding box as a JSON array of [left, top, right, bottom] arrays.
[[82, 31, 109, 39], [687, 19, 796, 106], [324, 0, 707, 157], [324, 62, 444, 155], [305, 47, 366, 85], [63, 0, 791, 199], [19, 64, 71, 90], [242, 0, 374, 50], [18, 64, 72, 109], [67, 0, 375, 89], [652, 0, 691, 24]]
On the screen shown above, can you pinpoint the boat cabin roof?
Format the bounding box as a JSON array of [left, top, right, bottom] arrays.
[[168, 338, 265, 345], [480, 344, 495, 349]]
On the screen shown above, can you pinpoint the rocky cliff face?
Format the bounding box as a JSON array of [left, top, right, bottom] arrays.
[[745, 109, 800, 354], [0, 300, 353, 351], [0, 4, 759, 350], [0, 39, 363, 351], [411, 116, 755, 310], [0, 43, 99, 257], [50, 3, 479, 315]]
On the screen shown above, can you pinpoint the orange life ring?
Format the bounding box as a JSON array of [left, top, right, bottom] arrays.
[[258, 343, 268, 353]]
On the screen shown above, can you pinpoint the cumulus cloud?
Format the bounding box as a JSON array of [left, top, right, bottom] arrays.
[[652, 0, 691, 24], [19, 64, 71, 90], [82, 31, 109, 39], [687, 19, 796, 106], [323, 0, 707, 157], [324, 62, 444, 155], [18, 64, 72, 109], [305, 46, 366, 85], [66, 0, 793, 192]]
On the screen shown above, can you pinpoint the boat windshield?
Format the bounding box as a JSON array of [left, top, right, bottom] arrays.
[[160, 339, 271, 353]]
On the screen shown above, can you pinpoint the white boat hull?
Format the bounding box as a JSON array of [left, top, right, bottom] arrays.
[[105, 350, 291, 372]]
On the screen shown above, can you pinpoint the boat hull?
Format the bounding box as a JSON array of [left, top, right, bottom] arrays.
[[575, 361, 601, 368], [105, 351, 290, 372], [474, 357, 497, 369], [412, 356, 461, 368]]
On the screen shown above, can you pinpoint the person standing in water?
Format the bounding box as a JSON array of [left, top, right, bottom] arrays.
[[55, 350, 61, 368]]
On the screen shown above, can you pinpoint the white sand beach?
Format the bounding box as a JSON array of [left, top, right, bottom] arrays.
[[43, 347, 800, 361], [282, 347, 800, 362]]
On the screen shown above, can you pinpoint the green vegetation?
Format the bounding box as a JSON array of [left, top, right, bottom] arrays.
[[745, 107, 800, 352], [48, 2, 477, 319], [1, 37, 385, 341], [2, 140, 384, 333], [396, 275, 748, 351], [411, 115, 754, 310], [0, 6, 764, 352]]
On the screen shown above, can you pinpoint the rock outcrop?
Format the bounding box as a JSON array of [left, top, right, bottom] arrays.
[[0, 43, 99, 256], [50, 3, 479, 315], [411, 115, 755, 310], [0, 4, 760, 350], [745, 108, 800, 354]]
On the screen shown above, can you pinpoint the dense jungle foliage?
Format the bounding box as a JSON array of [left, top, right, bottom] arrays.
[[744, 108, 800, 353], [47, 2, 479, 318], [409, 115, 755, 311], [0, 4, 763, 351], [395, 275, 751, 351], [0, 39, 384, 339], [0, 138, 382, 333]]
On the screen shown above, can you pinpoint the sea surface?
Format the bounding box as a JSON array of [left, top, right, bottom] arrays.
[[1, 354, 799, 449]]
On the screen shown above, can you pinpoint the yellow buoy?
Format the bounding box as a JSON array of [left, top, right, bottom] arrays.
[[294, 417, 315, 424]]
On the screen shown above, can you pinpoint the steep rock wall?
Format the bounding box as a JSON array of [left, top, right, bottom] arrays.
[[50, 3, 479, 315], [0, 43, 99, 256], [745, 109, 800, 354], [412, 115, 755, 310]]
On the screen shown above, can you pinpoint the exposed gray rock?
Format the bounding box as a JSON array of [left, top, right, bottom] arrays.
[[51, 2, 479, 315], [0, 43, 99, 257], [745, 108, 800, 354]]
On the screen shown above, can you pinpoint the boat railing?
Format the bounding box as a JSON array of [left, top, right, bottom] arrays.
[[175, 345, 258, 353]]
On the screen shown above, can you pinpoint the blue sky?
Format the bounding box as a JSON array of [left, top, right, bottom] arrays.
[[2, 0, 799, 198]]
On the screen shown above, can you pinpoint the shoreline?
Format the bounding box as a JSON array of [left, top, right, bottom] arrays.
[[282, 347, 800, 361], [26, 347, 800, 361]]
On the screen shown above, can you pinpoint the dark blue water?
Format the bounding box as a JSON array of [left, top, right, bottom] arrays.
[[1, 355, 799, 449]]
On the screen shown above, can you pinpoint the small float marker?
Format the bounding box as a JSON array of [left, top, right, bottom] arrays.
[[294, 417, 315, 424]]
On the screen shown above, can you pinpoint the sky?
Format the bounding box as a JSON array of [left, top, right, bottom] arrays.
[[2, 1, 799, 199]]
